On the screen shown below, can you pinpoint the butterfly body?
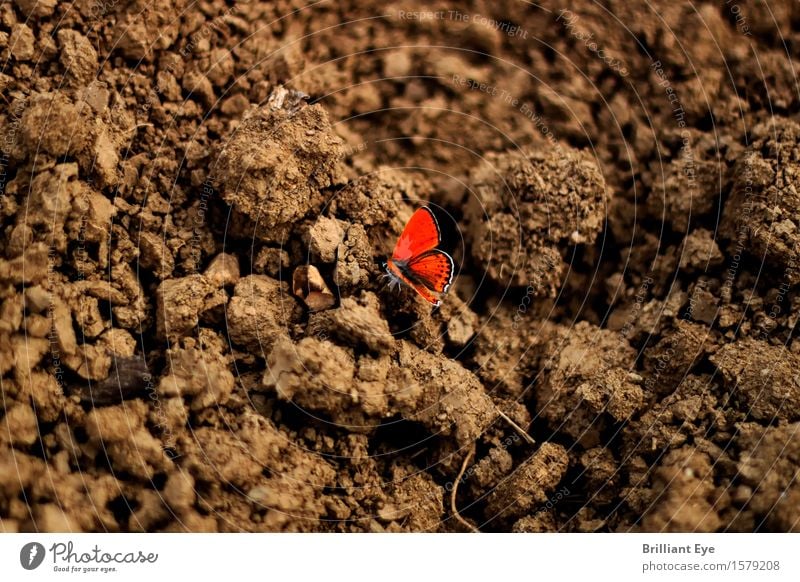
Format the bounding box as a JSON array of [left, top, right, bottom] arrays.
[[384, 207, 454, 307]]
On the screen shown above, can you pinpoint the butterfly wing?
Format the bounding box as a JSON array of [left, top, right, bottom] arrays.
[[407, 249, 455, 294], [386, 262, 441, 306], [408, 280, 442, 306], [392, 207, 441, 261]]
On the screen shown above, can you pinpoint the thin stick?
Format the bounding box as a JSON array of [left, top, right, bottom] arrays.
[[451, 443, 479, 533], [496, 407, 536, 445]]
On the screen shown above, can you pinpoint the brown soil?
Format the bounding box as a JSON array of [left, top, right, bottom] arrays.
[[1, 0, 800, 532]]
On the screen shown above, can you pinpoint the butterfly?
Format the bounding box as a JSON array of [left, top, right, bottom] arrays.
[[383, 206, 455, 307]]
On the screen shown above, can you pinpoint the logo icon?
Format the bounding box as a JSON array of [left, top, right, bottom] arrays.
[[20, 542, 46, 570]]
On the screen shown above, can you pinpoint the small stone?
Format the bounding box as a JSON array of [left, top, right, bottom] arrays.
[[36, 504, 78, 532], [4, 403, 38, 446], [9, 24, 35, 61], [24, 286, 50, 313], [254, 247, 290, 277], [292, 265, 336, 311], [157, 333, 234, 410], [303, 216, 344, 263], [138, 231, 175, 279], [204, 253, 240, 287], [227, 275, 299, 352], [57, 29, 98, 87], [688, 285, 719, 325], [220, 93, 249, 116], [14, 0, 57, 19], [163, 472, 196, 511], [308, 292, 394, 353], [383, 51, 412, 78], [679, 228, 724, 271], [74, 355, 149, 406], [182, 71, 215, 107]]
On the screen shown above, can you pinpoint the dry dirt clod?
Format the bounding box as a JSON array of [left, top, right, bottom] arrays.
[[710, 338, 800, 422], [254, 247, 290, 278], [736, 422, 800, 531], [8, 23, 35, 61], [137, 231, 175, 280], [484, 443, 569, 522], [303, 216, 344, 263], [158, 330, 235, 411], [332, 223, 374, 295], [535, 321, 642, 447], [227, 275, 301, 353], [1, 0, 798, 534], [155, 275, 226, 342], [721, 119, 800, 285], [262, 335, 366, 423], [390, 341, 498, 447], [679, 228, 724, 272], [211, 86, 345, 232], [57, 30, 99, 88], [641, 447, 724, 532], [464, 147, 608, 294], [13, 0, 57, 18], [307, 292, 394, 353], [19, 92, 88, 158]]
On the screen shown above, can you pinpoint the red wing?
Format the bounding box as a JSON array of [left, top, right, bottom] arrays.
[[386, 258, 443, 306], [409, 280, 442, 306], [392, 207, 441, 261], [407, 249, 454, 293]]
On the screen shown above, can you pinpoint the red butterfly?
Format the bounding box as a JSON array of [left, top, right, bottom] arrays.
[[384, 207, 455, 307]]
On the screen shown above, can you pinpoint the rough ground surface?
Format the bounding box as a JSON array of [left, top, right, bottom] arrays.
[[1, 0, 800, 532]]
